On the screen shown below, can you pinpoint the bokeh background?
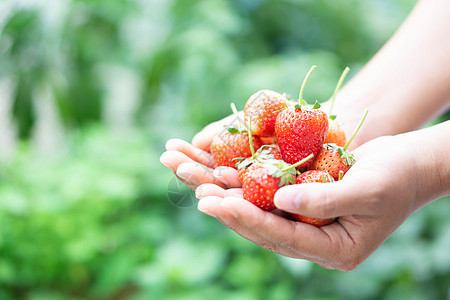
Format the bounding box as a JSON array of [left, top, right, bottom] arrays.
[[0, 0, 449, 299]]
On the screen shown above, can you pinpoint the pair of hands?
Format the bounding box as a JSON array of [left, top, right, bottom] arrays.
[[160, 114, 436, 271], [160, 0, 450, 270]]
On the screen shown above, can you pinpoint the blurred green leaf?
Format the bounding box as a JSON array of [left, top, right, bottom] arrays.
[[0, 0, 448, 299]]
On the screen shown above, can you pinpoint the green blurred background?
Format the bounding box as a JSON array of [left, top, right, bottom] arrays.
[[0, 0, 449, 299]]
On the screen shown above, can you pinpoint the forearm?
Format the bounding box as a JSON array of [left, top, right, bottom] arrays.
[[411, 120, 450, 209], [334, 0, 450, 145]]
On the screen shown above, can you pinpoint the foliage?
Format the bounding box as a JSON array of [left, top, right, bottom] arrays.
[[0, 0, 448, 299]]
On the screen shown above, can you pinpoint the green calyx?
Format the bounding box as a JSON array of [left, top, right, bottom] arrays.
[[262, 159, 297, 187], [236, 150, 297, 187], [226, 126, 246, 134], [322, 173, 335, 183], [294, 100, 321, 112], [272, 153, 314, 187], [326, 143, 355, 167], [236, 145, 277, 171], [312, 101, 321, 109], [237, 149, 314, 187]]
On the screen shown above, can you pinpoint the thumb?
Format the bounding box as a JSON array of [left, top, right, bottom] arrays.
[[274, 179, 375, 218]]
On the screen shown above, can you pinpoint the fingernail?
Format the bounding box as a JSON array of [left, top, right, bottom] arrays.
[[164, 139, 176, 150], [198, 199, 218, 218], [195, 186, 203, 199], [159, 152, 170, 168], [176, 164, 191, 180], [198, 208, 217, 218], [275, 187, 302, 211], [176, 172, 190, 183]]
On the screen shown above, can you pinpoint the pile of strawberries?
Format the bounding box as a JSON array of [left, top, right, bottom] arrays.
[[210, 66, 367, 227]]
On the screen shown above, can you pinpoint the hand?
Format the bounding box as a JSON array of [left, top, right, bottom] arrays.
[[160, 113, 243, 190], [195, 122, 450, 271], [159, 103, 362, 190]]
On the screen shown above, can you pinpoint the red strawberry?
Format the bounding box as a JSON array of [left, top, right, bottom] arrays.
[[210, 128, 264, 169], [244, 90, 287, 137], [290, 170, 335, 227], [310, 110, 368, 180], [275, 66, 329, 169], [242, 164, 286, 211], [237, 160, 254, 184], [296, 169, 334, 184], [237, 145, 282, 182], [260, 136, 277, 145], [265, 145, 283, 160], [239, 154, 313, 211], [324, 120, 346, 147], [309, 144, 353, 181]]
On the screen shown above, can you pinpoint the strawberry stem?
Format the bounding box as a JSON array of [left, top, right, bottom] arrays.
[[230, 102, 239, 116], [247, 117, 256, 159], [281, 153, 314, 171], [343, 109, 369, 151], [329, 67, 350, 116], [298, 65, 317, 105], [327, 173, 334, 182], [230, 102, 243, 131], [338, 170, 344, 181]]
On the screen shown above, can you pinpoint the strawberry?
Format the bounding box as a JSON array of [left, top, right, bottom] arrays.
[[310, 110, 368, 180], [309, 143, 353, 180], [210, 103, 264, 169], [324, 67, 350, 147], [210, 128, 264, 169], [244, 90, 287, 137], [260, 136, 278, 145], [264, 145, 283, 160], [290, 170, 336, 227], [275, 66, 329, 169], [324, 120, 346, 147], [239, 154, 314, 211], [237, 145, 282, 182], [241, 163, 287, 211]]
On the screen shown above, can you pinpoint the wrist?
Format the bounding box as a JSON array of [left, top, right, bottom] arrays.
[[408, 121, 450, 210]]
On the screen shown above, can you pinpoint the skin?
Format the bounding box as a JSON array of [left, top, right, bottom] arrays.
[[194, 122, 450, 271], [160, 0, 450, 271], [326, 0, 450, 147]]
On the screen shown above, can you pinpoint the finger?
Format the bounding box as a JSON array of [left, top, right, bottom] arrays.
[[192, 121, 223, 151], [177, 163, 227, 189], [274, 175, 378, 218], [195, 184, 243, 199], [220, 197, 332, 259], [199, 196, 332, 261], [197, 196, 294, 257], [212, 167, 241, 188], [160, 151, 210, 189], [160, 150, 196, 173], [165, 139, 214, 168]]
